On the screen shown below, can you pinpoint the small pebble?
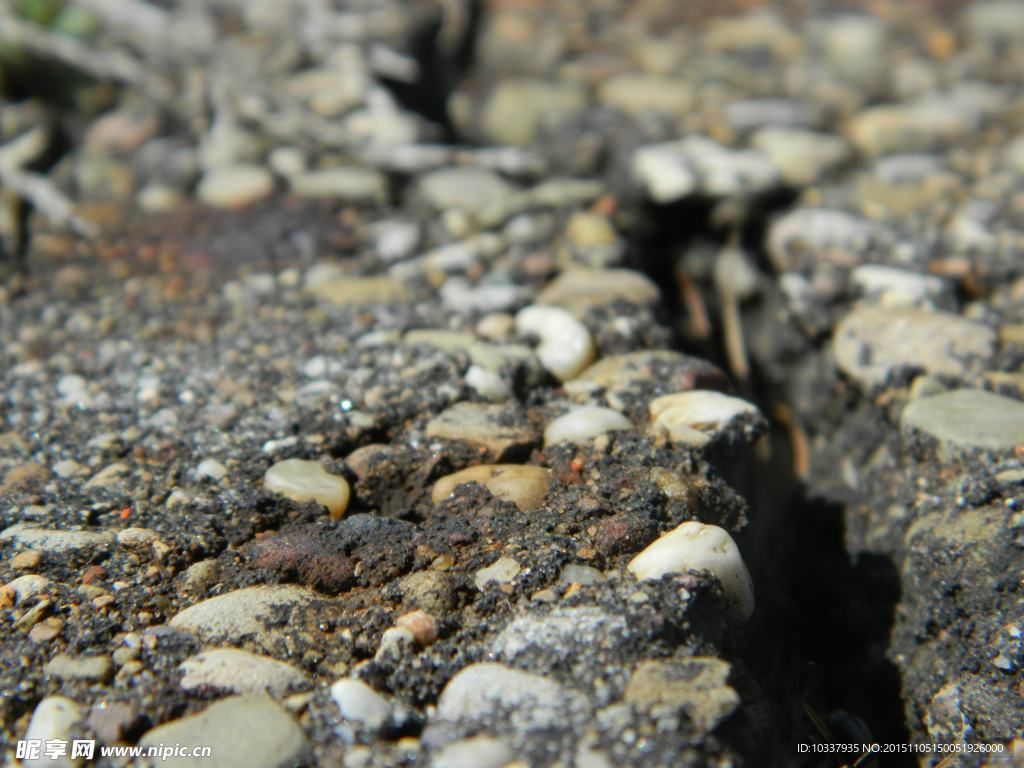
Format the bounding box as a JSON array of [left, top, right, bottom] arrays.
[[116, 527, 158, 548], [195, 459, 228, 481], [11, 550, 43, 570], [431, 736, 517, 768], [543, 406, 632, 447], [432, 464, 551, 512], [465, 364, 512, 402], [628, 521, 754, 622], [395, 610, 439, 645], [330, 679, 392, 731], [649, 391, 760, 443], [515, 305, 596, 381], [4, 574, 51, 604], [476, 312, 515, 340], [475, 557, 521, 589], [44, 653, 114, 682], [196, 163, 274, 208], [179, 648, 310, 698], [263, 459, 350, 517], [22, 697, 82, 768], [375, 626, 416, 661]]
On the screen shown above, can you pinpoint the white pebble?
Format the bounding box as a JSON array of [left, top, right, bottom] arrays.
[[650, 391, 759, 441], [373, 220, 419, 263], [262, 436, 299, 454], [22, 696, 83, 768], [194, 460, 227, 481], [196, 164, 274, 209], [465, 364, 512, 402], [267, 146, 307, 177], [440, 277, 530, 314], [850, 265, 945, 304], [515, 305, 596, 381], [4, 574, 51, 605], [375, 626, 416, 662], [264, 459, 350, 517], [330, 679, 392, 731], [544, 406, 632, 447], [627, 521, 754, 622], [475, 557, 521, 589], [432, 736, 517, 768]]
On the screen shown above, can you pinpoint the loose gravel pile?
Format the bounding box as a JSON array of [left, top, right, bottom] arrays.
[[2, 1, 1024, 767]]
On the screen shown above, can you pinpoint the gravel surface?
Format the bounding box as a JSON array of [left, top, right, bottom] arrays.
[[3, 1, 1024, 767]]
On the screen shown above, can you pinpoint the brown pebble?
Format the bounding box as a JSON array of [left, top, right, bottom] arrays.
[[0, 586, 15, 609], [89, 701, 139, 745], [595, 513, 659, 557], [81, 565, 106, 585], [343, 443, 390, 479], [11, 550, 42, 570], [28, 621, 61, 644], [431, 555, 454, 571], [1, 463, 51, 493], [396, 610, 439, 646]]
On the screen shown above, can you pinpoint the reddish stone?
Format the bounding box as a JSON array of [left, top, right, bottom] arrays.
[[595, 513, 659, 557], [248, 532, 354, 594]]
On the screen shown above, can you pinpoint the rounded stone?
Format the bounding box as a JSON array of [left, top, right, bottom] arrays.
[[263, 459, 350, 517], [179, 649, 310, 698], [834, 307, 995, 388], [432, 464, 551, 512], [627, 521, 754, 623], [543, 406, 632, 447], [330, 679, 391, 731], [196, 164, 274, 209], [901, 388, 1024, 458]]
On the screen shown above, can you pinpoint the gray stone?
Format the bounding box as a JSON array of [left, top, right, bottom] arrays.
[[138, 694, 309, 768], [168, 585, 317, 652], [44, 653, 113, 682], [535, 268, 660, 314], [901, 389, 1024, 458], [195, 164, 274, 209], [418, 167, 515, 215], [434, 662, 588, 735], [425, 403, 538, 461], [0, 524, 114, 554], [289, 167, 386, 202], [179, 649, 310, 698], [624, 658, 740, 734], [834, 307, 995, 388], [490, 606, 628, 665]]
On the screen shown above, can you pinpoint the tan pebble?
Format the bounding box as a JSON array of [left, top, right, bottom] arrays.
[[152, 540, 171, 560], [264, 459, 350, 517], [93, 595, 115, 610], [396, 610, 439, 646], [343, 443, 390, 479], [28, 620, 61, 643], [431, 555, 454, 571], [0, 585, 15, 609], [531, 589, 558, 603], [11, 550, 43, 570], [116, 527, 157, 548], [476, 313, 515, 340], [432, 465, 551, 512]]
